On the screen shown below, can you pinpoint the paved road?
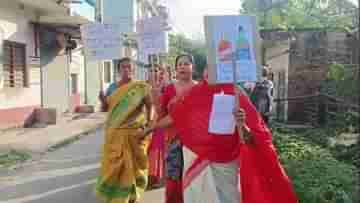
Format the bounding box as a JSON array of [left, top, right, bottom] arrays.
[[0, 128, 164, 203]]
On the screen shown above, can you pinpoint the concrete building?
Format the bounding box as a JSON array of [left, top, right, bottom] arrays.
[[0, 0, 90, 128], [0, 0, 169, 128], [83, 0, 165, 107]]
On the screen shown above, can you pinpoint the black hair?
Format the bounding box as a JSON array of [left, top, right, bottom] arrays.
[[175, 54, 195, 67], [262, 66, 269, 76], [117, 57, 132, 70], [144, 64, 152, 69]]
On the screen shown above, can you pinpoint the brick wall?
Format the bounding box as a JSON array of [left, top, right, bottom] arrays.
[[287, 30, 355, 121], [261, 29, 358, 123]]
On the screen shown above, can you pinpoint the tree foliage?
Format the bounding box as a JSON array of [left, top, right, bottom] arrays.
[[327, 63, 345, 81], [167, 34, 207, 79], [240, 0, 358, 31], [321, 63, 359, 103]]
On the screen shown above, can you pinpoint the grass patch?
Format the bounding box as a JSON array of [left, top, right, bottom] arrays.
[[0, 150, 31, 167]]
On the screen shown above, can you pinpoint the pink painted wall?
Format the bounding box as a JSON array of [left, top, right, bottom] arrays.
[[0, 105, 38, 129]]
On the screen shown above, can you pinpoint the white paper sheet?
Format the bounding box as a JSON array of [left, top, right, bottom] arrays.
[[80, 23, 122, 61], [208, 93, 235, 135]]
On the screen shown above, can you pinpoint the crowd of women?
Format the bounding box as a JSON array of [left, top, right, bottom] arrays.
[[95, 54, 299, 203]]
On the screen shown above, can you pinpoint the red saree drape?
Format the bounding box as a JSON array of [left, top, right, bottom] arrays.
[[170, 81, 298, 203]]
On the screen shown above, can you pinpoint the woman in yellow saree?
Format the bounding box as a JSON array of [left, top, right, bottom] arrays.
[[97, 57, 153, 203]]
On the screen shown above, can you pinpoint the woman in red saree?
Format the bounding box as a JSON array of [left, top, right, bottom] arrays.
[[148, 64, 171, 188], [141, 80, 298, 203], [158, 54, 197, 203]]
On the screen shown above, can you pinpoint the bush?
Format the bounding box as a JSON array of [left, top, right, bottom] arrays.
[[299, 128, 335, 148], [332, 143, 360, 169], [330, 111, 360, 134], [273, 131, 359, 203]]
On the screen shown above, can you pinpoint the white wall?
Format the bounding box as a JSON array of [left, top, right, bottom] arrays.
[[71, 48, 86, 103], [0, 1, 41, 109], [0, 1, 37, 65], [0, 26, 4, 89], [42, 54, 70, 113], [84, 61, 101, 107]]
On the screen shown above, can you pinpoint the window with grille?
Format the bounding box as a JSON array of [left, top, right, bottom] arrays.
[[71, 73, 79, 94], [103, 61, 112, 83], [3, 41, 28, 88]]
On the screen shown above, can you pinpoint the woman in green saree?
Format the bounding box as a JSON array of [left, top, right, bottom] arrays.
[[97, 57, 153, 203]]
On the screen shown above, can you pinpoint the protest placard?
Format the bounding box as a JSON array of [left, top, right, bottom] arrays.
[[137, 16, 169, 63], [80, 23, 122, 61], [204, 15, 261, 84]]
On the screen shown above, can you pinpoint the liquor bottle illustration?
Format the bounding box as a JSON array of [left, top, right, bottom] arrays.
[[217, 32, 233, 62], [236, 25, 251, 60]]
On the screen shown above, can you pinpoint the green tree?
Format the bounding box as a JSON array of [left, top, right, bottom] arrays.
[[321, 63, 359, 103], [167, 34, 207, 79], [240, 0, 358, 31]]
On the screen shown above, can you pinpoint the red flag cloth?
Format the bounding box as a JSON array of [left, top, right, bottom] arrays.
[[170, 81, 298, 203]]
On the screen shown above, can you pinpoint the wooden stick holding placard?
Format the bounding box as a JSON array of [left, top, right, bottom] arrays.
[[231, 55, 244, 203], [149, 54, 155, 87], [232, 52, 244, 143], [155, 54, 160, 85], [98, 61, 104, 92], [150, 55, 154, 86]]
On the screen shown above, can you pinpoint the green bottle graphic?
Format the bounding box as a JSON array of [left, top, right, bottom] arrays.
[[236, 26, 251, 60]]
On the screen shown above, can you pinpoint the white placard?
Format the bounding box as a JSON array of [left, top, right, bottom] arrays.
[[208, 93, 236, 135], [138, 31, 168, 63], [204, 15, 260, 84], [80, 23, 122, 61], [136, 16, 169, 63], [136, 16, 167, 34]]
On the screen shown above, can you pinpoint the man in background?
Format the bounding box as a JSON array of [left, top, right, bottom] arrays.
[[251, 65, 274, 124]]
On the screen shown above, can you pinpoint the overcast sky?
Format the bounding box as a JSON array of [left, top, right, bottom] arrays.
[[159, 0, 241, 39], [160, 0, 359, 39], [76, 0, 359, 39]]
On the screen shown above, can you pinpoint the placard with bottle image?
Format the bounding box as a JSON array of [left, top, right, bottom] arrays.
[[204, 15, 260, 84]]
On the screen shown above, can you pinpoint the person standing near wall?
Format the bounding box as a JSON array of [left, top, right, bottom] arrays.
[[251, 66, 274, 124]]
